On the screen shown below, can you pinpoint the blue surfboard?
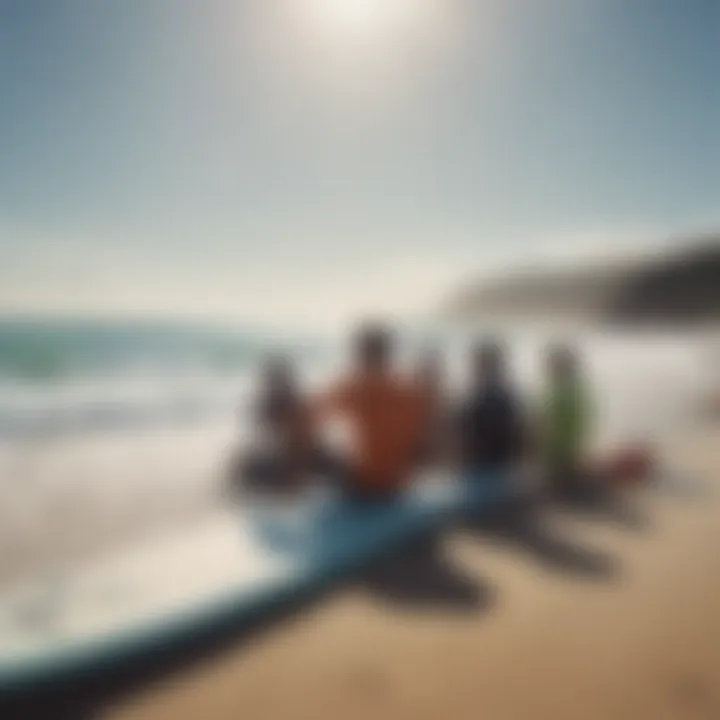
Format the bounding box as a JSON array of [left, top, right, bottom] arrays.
[[0, 471, 517, 695]]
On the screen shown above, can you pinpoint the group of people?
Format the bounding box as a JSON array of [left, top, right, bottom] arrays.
[[230, 322, 593, 503]]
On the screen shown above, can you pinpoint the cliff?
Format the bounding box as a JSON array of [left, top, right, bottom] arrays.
[[449, 239, 720, 325]]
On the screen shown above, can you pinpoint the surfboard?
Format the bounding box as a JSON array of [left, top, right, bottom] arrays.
[[0, 471, 516, 696]]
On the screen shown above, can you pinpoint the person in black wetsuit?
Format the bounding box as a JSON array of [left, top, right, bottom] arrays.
[[457, 340, 525, 477]]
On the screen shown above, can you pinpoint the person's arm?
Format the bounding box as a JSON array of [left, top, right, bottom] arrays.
[[506, 392, 524, 460], [306, 380, 353, 466], [577, 382, 594, 458], [445, 401, 467, 472], [283, 403, 318, 487], [311, 380, 351, 425], [529, 390, 550, 468]]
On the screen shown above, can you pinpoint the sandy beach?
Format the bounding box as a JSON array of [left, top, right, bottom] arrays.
[[105, 420, 720, 720]]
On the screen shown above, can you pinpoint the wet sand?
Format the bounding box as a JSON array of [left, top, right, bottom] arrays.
[[107, 424, 720, 720]]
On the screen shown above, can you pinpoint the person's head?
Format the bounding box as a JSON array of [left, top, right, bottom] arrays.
[[353, 322, 394, 372], [547, 343, 580, 382], [472, 339, 506, 385], [260, 354, 295, 395]]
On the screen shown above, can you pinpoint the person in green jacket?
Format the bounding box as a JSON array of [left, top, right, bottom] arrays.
[[540, 343, 593, 497]]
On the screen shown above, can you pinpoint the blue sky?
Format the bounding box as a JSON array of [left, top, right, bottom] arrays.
[[1, 0, 718, 329]]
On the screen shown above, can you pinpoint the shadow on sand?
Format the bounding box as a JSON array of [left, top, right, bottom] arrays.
[[547, 475, 652, 533], [460, 498, 620, 581], [650, 470, 717, 502], [357, 533, 495, 613]]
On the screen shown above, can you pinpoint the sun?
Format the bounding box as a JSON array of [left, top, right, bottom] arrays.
[[306, 0, 417, 41], [266, 0, 461, 93]]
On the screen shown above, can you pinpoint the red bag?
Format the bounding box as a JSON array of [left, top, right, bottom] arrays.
[[605, 444, 655, 485]]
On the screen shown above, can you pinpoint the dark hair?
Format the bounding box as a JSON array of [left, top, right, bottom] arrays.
[[474, 338, 503, 365], [547, 342, 579, 373], [262, 354, 291, 382], [472, 338, 505, 381], [354, 322, 393, 366]]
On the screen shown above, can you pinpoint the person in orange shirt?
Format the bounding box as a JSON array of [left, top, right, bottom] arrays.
[[316, 323, 428, 502]]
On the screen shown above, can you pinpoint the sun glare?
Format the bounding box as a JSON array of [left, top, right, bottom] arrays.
[[307, 0, 417, 41], [260, 0, 464, 98]]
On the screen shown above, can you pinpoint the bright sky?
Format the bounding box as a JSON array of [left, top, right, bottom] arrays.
[[1, 0, 718, 331]]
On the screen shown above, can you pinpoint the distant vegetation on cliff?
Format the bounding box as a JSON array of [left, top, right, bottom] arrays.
[[449, 239, 720, 325]]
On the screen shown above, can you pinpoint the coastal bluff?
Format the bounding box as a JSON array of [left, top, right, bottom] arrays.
[[448, 240, 720, 325]]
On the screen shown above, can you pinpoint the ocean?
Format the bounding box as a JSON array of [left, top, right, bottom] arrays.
[[0, 317, 715, 588], [0, 318, 331, 439]]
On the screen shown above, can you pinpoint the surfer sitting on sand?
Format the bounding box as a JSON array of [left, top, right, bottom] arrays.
[[540, 343, 593, 498], [315, 322, 428, 503], [229, 356, 336, 495], [456, 339, 525, 480]]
